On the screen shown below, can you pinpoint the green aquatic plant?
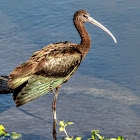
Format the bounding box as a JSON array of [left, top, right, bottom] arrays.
[[88, 130, 127, 140], [59, 120, 82, 140], [59, 121, 128, 140], [0, 125, 22, 140]]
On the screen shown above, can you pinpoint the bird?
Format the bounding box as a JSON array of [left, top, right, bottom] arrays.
[[7, 10, 117, 123]]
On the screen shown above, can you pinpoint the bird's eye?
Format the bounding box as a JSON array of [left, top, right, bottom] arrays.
[[83, 15, 88, 18]]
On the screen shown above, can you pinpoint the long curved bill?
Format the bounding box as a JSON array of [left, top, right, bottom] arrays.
[[87, 16, 117, 43]]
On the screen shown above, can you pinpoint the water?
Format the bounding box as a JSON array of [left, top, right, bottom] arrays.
[[0, 0, 140, 139]]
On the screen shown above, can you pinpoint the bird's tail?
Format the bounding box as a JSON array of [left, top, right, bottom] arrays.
[[14, 75, 64, 107]]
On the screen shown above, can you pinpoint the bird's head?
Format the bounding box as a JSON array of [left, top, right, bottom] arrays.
[[74, 10, 117, 43]]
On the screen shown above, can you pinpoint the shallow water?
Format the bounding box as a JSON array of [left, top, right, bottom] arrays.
[[0, 0, 140, 139]]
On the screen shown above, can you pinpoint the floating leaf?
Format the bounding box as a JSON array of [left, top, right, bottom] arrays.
[[59, 121, 65, 127], [0, 130, 5, 136], [117, 136, 124, 140], [0, 125, 4, 131], [59, 127, 65, 132], [11, 132, 22, 139], [75, 137, 82, 140], [67, 122, 74, 126], [96, 133, 103, 139], [4, 133, 11, 136], [91, 130, 99, 134]]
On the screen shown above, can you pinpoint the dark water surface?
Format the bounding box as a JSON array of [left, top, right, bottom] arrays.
[[0, 0, 140, 139]]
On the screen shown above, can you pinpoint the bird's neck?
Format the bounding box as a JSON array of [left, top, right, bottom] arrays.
[[74, 20, 91, 59]]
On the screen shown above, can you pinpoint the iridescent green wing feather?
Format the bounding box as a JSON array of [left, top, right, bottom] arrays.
[[11, 44, 82, 106], [8, 42, 74, 88], [15, 66, 79, 106]]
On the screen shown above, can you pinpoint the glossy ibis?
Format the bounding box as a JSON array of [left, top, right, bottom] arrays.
[[7, 10, 117, 137]]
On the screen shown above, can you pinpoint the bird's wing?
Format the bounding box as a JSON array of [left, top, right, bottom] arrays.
[[14, 49, 82, 106], [7, 42, 82, 106], [14, 65, 78, 106], [7, 41, 77, 88], [7, 60, 37, 89], [7, 43, 61, 88]]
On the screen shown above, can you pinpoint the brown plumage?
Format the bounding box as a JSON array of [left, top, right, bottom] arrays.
[[7, 10, 116, 116], [8, 42, 82, 86]]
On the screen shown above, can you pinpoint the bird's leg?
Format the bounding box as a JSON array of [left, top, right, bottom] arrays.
[[52, 85, 61, 140], [53, 119, 57, 140], [52, 86, 60, 121]]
